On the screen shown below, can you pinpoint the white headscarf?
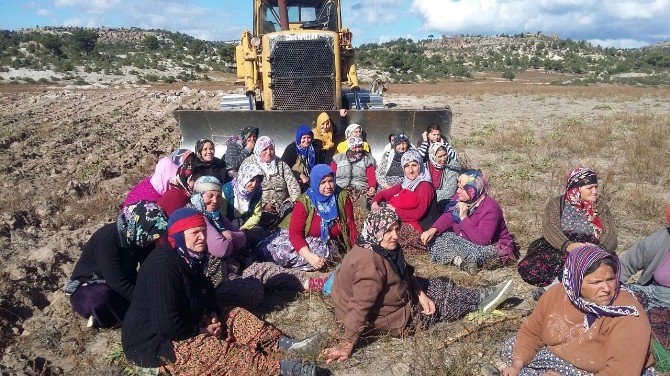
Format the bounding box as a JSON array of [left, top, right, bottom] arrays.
[[400, 149, 432, 191], [344, 123, 362, 138], [253, 136, 278, 175], [233, 164, 263, 214]]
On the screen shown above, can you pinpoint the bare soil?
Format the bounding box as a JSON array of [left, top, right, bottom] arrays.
[[0, 81, 668, 375]]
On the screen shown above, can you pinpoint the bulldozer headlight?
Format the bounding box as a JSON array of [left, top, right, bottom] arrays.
[[251, 36, 261, 47]]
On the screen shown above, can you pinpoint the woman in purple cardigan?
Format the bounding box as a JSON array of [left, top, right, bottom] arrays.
[[420, 170, 518, 275]]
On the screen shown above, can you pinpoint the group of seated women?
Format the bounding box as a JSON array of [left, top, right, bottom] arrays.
[[63, 110, 668, 374]]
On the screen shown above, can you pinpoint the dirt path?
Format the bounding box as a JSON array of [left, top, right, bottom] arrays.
[[1, 83, 668, 375]]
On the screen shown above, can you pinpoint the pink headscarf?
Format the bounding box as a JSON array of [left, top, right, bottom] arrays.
[[150, 156, 179, 195]]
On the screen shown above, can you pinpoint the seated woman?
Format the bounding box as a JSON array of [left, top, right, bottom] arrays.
[[335, 122, 371, 154], [191, 177, 328, 309], [156, 159, 203, 217], [426, 142, 461, 209], [501, 245, 655, 376], [122, 149, 193, 207], [620, 203, 670, 308], [241, 136, 301, 229], [517, 168, 617, 291], [372, 149, 435, 255], [259, 165, 358, 271], [221, 163, 266, 247], [421, 170, 518, 275], [121, 208, 322, 375], [194, 138, 227, 183], [281, 125, 325, 190], [223, 126, 259, 179], [312, 111, 345, 163], [330, 136, 377, 226], [323, 209, 514, 364], [416, 123, 457, 163], [64, 201, 168, 328], [377, 132, 411, 189]]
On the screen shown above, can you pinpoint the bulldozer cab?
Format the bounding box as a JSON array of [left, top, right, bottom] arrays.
[[256, 0, 341, 34]]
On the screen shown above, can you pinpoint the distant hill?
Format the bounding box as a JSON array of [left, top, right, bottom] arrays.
[[0, 27, 669, 86]]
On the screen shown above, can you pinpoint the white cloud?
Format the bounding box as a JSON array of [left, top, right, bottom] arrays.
[[62, 17, 83, 27], [37, 9, 53, 17], [588, 38, 650, 48], [410, 0, 670, 45]]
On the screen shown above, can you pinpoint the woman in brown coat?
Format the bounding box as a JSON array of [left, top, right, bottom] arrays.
[[324, 208, 514, 363]]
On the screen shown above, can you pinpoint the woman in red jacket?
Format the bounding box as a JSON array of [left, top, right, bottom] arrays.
[[371, 149, 435, 255]]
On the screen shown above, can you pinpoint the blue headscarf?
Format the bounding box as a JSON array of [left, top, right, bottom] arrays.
[[295, 125, 316, 169], [190, 176, 227, 233], [167, 207, 208, 270], [306, 164, 338, 242]]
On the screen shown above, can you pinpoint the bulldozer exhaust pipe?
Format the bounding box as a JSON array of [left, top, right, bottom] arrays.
[[278, 0, 290, 31]]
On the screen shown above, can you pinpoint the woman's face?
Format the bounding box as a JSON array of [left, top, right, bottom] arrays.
[[184, 226, 207, 253], [200, 142, 215, 162], [434, 149, 448, 167], [318, 174, 335, 196], [260, 145, 275, 163], [580, 263, 616, 306], [203, 191, 220, 212], [456, 175, 470, 202], [351, 127, 362, 138], [246, 134, 257, 145], [244, 176, 261, 192], [403, 161, 420, 181], [320, 119, 332, 133], [350, 145, 363, 153], [380, 221, 400, 249], [428, 129, 441, 143], [299, 134, 313, 148], [579, 184, 598, 202], [395, 141, 408, 153]]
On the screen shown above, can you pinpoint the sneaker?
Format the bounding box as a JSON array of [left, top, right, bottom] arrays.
[[307, 276, 328, 292], [284, 332, 327, 357], [531, 286, 546, 301], [479, 280, 514, 313], [86, 316, 96, 329]]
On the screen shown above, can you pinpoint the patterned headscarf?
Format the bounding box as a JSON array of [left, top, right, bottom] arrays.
[[172, 159, 199, 193], [190, 176, 227, 233], [346, 136, 364, 162], [345, 123, 362, 139], [313, 112, 334, 150], [400, 149, 432, 191], [240, 126, 259, 141], [448, 170, 489, 222], [295, 125, 316, 170], [428, 142, 449, 169], [306, 164, 339, 242], [356, 208, 400, 248], [195, 138, 215, 166], [167, 208, 208, 270], [392, 132, 411, 161], [562, 245, 639, 329], [170, 149, 193, 166], [117, 201, 168, 248], [253, 136, 278, 175], [232, 163, 263, 215], [150, 156, 179, 195], [564, 168, 603, 239]]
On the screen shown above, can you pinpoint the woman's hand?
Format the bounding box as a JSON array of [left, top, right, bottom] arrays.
[[420, 228, 438, 245], [417, 290, 436, 315], [371, 201, 381, 211], [221, 230, 233, 240], [366, 186, 376, 198], [381, 183, 391, 190], [263, 203, 277, 212], [245, 138, 256, 151], [501, 359, 524, 376], [199, 314, 222, 338], [299, 247, 325, 270], [386, 204, 396, 212], [339, 109, 348, 117], [300, 173, 310, 184], [422, 131, 428, 141], [456, 202, 469, 219], [566, 242, 586, 253], [323, 341, 354, 364]]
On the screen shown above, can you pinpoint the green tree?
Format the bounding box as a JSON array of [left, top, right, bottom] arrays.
[[502, 70, 515, 80], [70, 29, 99, 55], [41, 34, 64, 57], [143, 35, 160, 50], [218, 44, 236, 63]]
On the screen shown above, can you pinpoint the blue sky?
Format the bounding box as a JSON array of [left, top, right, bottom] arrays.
[[2, 0, 669, 48]]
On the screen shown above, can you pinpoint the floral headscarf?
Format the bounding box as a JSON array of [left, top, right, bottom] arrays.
[[356, 208, 407, 279], [306, 164, 339, 242], [313, 112, 334, 150], [428, 142, 449, 169], [232, 163, 263, 215], [392, 132, 411, 161], [195, 138, 215, 166], [117, 201, 168, 248], [253, 136, 278, 175], [190, 176, 227, 233], [172, 159, 199, 193], [448, 170, 489, 222], [564, 168, 603, 239], [400, 149, 432, 191], [295, 125, 316, 170], [562, 245, 639, 329], [170, 149, 193, 166], [346, 136, 364, 162]]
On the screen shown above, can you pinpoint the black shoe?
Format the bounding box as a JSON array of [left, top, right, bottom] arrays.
[[280, 360, 318, 376], [531, 286, 545, 301]]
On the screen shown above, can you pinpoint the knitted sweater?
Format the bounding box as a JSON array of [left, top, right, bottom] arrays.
[[620, 227, 670, 285], [240, 155, 301, 209], [512, 284, 654, 375], [70, 223, 153, 301], [224, 141, 253, 172], [156, 186, 190, 217], [121, 243, 216, 368], [281, 139, 326, 177], [543, 196, 617, 253], [372, 182, 435, 232]]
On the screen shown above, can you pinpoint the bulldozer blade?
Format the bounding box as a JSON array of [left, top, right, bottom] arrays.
[[174, 108, 452, 161]]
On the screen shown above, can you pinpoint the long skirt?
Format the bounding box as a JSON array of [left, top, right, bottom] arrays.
[[163, 307, 283, 375], [414, 277, 480, 325], [501, 336, 656, 375], [346, 187, 370, 231], [217, 262, 325, 309], [630, 286, 670, 370], [428, 232, 499, 269], [398, 223, 428, 255], [257, 229, 337, 271]]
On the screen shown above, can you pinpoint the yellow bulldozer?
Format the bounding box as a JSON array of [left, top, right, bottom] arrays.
[[175, 0, 451, 160]]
